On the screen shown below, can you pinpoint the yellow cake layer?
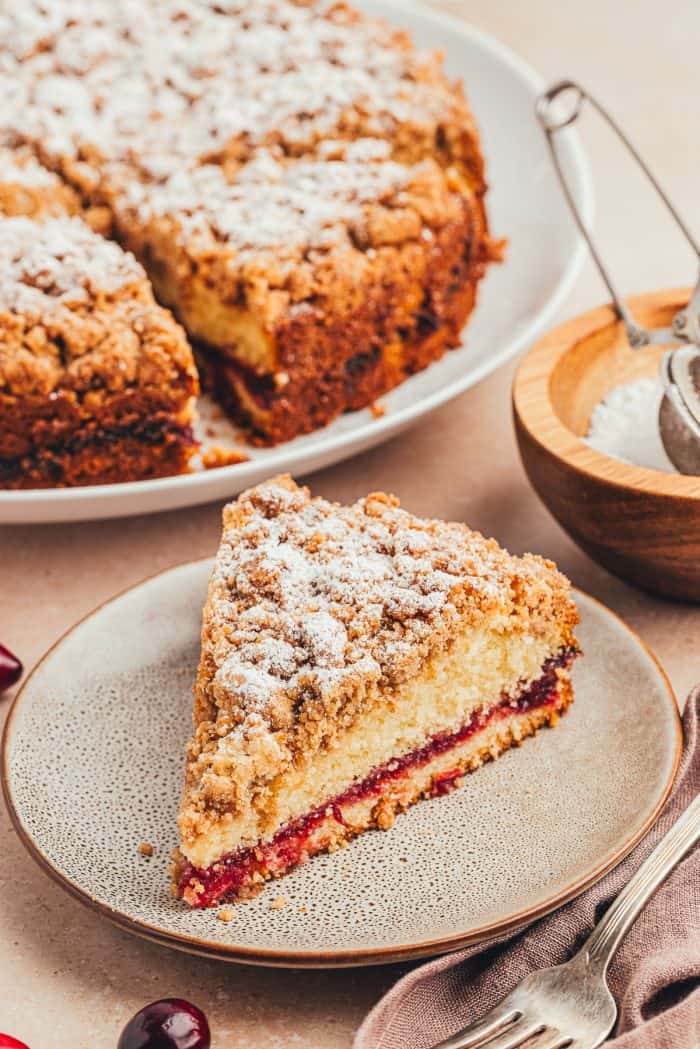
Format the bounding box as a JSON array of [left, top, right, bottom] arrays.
[[182, 620, 568, 868], [178, 689, 570, 905]]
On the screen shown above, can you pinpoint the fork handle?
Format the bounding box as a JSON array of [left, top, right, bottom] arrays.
[[581, 791, 700, 973]]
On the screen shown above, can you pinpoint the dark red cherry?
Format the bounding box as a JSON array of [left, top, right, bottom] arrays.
[[0, 1035, 31, 1048], [117, 999, 210, 1049], [0, 644, 22, 693]]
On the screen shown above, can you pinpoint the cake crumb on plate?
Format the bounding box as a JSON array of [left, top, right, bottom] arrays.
[[202, 446, 250, 470]]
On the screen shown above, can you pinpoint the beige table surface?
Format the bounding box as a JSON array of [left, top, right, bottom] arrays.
[[2, 2, 700, 1046]]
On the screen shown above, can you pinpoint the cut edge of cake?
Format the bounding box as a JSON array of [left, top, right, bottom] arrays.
[[174, 475, 580, 907], [0, 0, 501, 449], [0, 215, 200, 489], [116, 145, 499, 445]]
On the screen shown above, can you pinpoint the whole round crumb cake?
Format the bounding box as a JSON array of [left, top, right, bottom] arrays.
[[0, 0, 500, 486], [174, 476, 580, 908]]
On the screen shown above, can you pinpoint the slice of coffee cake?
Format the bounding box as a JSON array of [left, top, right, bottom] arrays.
[[0, 216, 199, 488], [175, 476, 579, 907]]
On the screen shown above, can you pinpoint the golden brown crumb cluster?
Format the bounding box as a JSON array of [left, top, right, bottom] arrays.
[[0, 216, 143, 315], [0, 147, 81, 219], [0, 217, 197, 401], [180, 476, 577, 844], [0, 147, 112, 232], [0, 215, 199, 488]]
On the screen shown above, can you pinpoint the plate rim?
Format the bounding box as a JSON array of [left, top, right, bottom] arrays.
[[0, 1, 594, 522], [1, 558, 683, 968]]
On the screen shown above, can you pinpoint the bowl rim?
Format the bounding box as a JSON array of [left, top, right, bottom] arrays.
[[513, 287, 700, 501]]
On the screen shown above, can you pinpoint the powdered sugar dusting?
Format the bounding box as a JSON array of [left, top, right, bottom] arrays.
[[0, 0, 456, 182], [202, 477, 561, 744], [123, 143, 412, 259], [0, 216, 144, 318]]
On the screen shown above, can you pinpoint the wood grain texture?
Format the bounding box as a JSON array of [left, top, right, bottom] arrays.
[[513, 289, 700, 601]]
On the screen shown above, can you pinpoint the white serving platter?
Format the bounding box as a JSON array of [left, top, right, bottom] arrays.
[[0, 0, 592, 523]]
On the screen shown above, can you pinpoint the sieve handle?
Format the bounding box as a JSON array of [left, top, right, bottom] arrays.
[[536, 79, 700, 349]]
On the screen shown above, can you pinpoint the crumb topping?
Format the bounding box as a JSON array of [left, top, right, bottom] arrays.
[[122, 141, 415, 262], [0, 216, 198, 401], [0, 216, 143, 319], [117, 146, 469, 328], [200, 446, 250, 470], [0, 0, 465, 183], [0, 146, 82, 221], [0, 147, 61, 187], [195, 476, 574, 752]]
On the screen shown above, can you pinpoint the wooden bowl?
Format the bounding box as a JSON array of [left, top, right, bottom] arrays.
[[513, 288, 700, 601]]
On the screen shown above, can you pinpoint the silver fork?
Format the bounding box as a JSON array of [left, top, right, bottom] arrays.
[[432, 791, 700, 1049]]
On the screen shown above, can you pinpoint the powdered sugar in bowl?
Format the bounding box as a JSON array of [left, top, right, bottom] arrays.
[[513, 289, 700, 601]]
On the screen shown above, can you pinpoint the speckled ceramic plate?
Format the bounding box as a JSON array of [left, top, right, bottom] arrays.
[[2, 561, 681, 968]]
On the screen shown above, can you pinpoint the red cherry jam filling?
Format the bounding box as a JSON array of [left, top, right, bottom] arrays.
[[199, 348, 277, 411], [179, 647, 578, 908]]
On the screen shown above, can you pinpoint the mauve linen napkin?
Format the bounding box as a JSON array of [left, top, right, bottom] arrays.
[[355, 689, 700, 1049]]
